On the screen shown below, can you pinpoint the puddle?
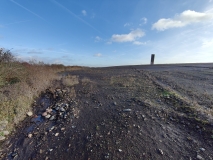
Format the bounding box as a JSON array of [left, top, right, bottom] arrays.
[[25, 125, 35, 133], [23, 115, 45, 134], [31, 115, 44, 123]]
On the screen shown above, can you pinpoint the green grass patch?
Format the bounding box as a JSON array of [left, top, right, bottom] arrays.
[[161, 90, 173, 97], [0, 132, 4, 137]]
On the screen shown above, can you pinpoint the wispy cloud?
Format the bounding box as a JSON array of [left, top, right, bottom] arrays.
[[124, 23, 132, 27], [94, 53, 102, 57], [10, 0, 45, 20], [133, 41, 147, 45], [111, 29, 145, 43], [95, 36, 102, 42], [50, 0, 102, 34], [27, 49, 43, 54], [152, 10, 213, 31], [82, 10, 87, 16], [139, 17, 147, 26]]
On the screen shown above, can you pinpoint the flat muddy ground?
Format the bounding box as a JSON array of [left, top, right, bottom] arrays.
[[1, 63, 213, 160]]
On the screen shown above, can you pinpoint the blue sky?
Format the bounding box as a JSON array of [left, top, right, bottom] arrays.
[[0, 0, 213, 66]]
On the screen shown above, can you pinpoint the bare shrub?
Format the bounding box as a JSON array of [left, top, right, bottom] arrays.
[[0, 48, 15, 63]]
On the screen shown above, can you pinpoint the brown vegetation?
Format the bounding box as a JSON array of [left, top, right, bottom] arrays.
[[0, 48, 65, 133]]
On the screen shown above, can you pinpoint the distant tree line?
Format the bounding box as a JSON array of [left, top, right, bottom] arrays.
[[0, 48, 66, 68]]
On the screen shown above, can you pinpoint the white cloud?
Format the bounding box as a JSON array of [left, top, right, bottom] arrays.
[[145, 17, 213, 64], [95, 36, 102, 42], [124, 23, 131, 27], [111, 29, 145, 43], [139, 17, 147, 26], [152, 10, 213, 31], [82, 10, 87, 16], [133, 41, 147, 45], [94, 53, 102, 57]]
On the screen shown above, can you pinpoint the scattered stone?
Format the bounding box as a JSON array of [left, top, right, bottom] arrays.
[[0, 136, 5, 141], [28, 134, 33, 138], [55, 133, 59, 136], [197, 155, 203, 160], [118, 149, 122, 152], [63, 114, 67, 119], [11, 152, 18, 158], [45, 114, 51, 119], [49, 116, 56, 121], [62, 89, 67, 93], [46, 108, 52, 113], [27, 112, 33, 117], [3, 131, 9, 136], [60, 107, 65, 112], [170, 117, 174, 121], [123, 109, 132, 112], [56, 88, 61, 92], [42, 112, 48, 117], [158, 149, 163, 155], [105, 153, 110, 159], [49, 126, 55, 132]]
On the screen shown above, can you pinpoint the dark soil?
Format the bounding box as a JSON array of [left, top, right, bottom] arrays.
[[1, 64, 213, 160]]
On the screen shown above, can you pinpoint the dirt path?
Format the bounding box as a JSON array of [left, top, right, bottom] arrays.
[[1, 65, 213, 160]]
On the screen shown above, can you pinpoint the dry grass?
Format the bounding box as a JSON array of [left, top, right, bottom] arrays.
[[62, 75, 79, 86], [0, 62, 65, 132]]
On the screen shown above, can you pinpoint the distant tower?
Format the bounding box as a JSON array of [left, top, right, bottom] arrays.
[[150, 54, 155, 65]]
